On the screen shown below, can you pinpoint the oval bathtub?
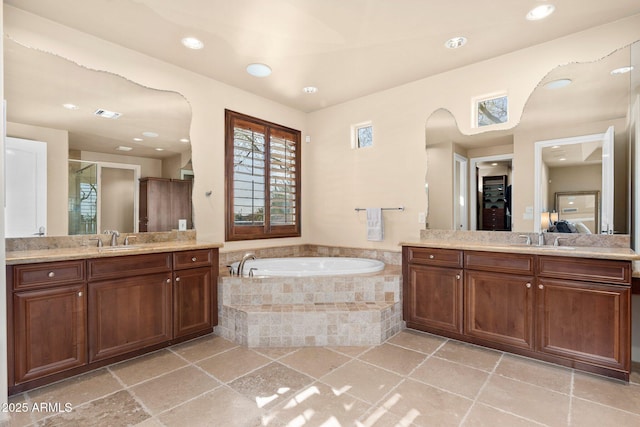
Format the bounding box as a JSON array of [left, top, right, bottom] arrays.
[[231, 257, 385, 277]]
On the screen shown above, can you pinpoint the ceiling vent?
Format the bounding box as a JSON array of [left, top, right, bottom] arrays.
[[94, 109, 122, 119]]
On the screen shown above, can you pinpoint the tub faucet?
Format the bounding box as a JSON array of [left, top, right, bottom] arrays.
[[238, 252, 256, 276]]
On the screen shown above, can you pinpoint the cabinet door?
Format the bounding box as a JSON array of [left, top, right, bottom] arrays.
[[537, 278, 630, 372], [406, 264, 463, 334], [140, 178, 172, 232], [465, 270, 534, 350], [88, 273, 172, 362], [174, 267, 212, 338], [13, 284, 86, 384]]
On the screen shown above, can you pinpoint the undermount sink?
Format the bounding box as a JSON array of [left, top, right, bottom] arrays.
[[99, 245, 140, 251]]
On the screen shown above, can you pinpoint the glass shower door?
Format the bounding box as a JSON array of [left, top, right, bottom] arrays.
[[68, 161, 98, 235]]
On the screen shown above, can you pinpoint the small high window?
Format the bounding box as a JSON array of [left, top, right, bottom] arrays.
[[474, 93, 508, 127], [352, 122, 373, 148]]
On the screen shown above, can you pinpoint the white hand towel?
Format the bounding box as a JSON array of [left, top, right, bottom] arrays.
[[366, 208, 384, 241]]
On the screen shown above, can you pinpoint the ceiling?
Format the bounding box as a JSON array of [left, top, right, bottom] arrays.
[[6, 0, 640, 113]]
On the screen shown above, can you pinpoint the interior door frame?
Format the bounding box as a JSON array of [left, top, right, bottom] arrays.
[[469, 153, 513, 231]]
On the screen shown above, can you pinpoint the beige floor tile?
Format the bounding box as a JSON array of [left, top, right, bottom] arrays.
[[320, 360, 402, 404], [327, 346, 372, 357], [358, 343, 427, 376], [570, 397, 640, 427], [356, 406, 414, 427], [268, 381, 371, 427], [434, 340, 502, 372], [109, 349, 188, 387], [27, 368, 123, 409], [158, 386, 266, 427], [6, 393, 35, 427], [228, 362, 314, 410], [478, 375, 569, 427], [380, 379, 472, 427], [279, 347, 351, 379], [197, 346, 272, 383], [411, 357, 489, 399], [386, 330, 447, 355], [131, 366, 220, 415], [170, 335, 238, 363], [38, 390, 150, 427], [494, 354, 572, 394], [573, 371, 640, 415], [630, 362, 640, 385], [252, 347, 300, 360], [462, 402, 541, 426], [133, 418, 166, 427]]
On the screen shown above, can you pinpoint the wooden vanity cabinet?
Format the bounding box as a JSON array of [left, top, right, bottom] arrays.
[[403, 247, 464, 334], [87, 253, 173, 362], [8, 261, 87, 386], [464, 251, 535, 350], [173, 249, 217, 338], [402, 246, 632, 380]]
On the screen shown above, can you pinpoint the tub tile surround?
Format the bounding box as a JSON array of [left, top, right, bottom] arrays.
[[217, 246, 403, 347]]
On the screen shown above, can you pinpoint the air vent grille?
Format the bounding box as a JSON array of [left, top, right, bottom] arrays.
[[94, 109, 122, 119]]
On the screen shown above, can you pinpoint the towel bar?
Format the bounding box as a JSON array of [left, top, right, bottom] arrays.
[[354, 206, 404, 212]]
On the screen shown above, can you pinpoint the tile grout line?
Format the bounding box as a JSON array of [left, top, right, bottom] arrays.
[[457, 352, 504, 426]]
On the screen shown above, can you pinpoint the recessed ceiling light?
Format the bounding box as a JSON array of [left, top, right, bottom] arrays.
[[155, 148, 164, 151], [133, 137, 144, 142], [445, 36, 467, 49], [559, 157, 566, 161], [246, 63, 272, 77], [179, 138, 190, 143], [116, 146, 133, 152], [302, 86, 318, 94], [544, 78, 572, 89], [491, 162, 498, 166], [142, 131, 159, 138], [62, 103, 79, 110], [611, 66, 634, 75], [526, 4, 555, 21], [181, 37, 204, 50]]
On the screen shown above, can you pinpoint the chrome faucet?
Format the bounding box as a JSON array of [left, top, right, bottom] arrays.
[[237, 252, 256, 276], [538, 231, 545, 246], [104, 230, 120, 246]]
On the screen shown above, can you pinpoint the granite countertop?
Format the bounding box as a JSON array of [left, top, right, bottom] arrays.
[[400, 240, 640, 261], [6, 240, 224, 265]]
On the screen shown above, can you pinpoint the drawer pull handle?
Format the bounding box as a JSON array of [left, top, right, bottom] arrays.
[[525, 283, 531, 288], [176, 277, 181, 282], [538, 284, 544, 290], [429, 255, 435, 259], [192, 257, 197, 262], [78, 291, 83, 297], [456, 274, 461, 280], [48, 272, 55, 278]]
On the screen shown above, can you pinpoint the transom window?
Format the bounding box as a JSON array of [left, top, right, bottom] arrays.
[[351, 121, 373, 148], [225, 110, 301, 241], [474, 93, 509, 127]]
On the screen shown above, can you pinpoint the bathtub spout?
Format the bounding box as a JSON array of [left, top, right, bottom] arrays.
[[238, 252, 256, 277]]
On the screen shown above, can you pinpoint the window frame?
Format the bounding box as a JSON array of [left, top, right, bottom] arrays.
[[224, 109, 301, 241], [351, 121, 373, 148], [472, 92, 509, 128]]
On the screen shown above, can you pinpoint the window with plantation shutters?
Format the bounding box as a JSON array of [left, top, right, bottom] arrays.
[[225, 110, 301, 241]]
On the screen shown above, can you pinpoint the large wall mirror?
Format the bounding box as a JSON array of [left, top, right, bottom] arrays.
[[4, 38, 193, 237], [425, 41, 636, 234]]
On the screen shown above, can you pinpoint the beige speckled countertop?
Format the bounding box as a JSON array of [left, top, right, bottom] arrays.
[[401, 240, 639, 261], [6, 240, 223, 265]]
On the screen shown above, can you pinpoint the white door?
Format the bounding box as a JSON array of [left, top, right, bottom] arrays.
[[453, 153, 468, 230], [601, 126, 614, 234], [5, 137, 47, 237]]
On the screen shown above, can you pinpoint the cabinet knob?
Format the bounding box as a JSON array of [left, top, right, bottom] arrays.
[[191, 257, 197, 262], [48, 271, 55, 278], [77, 291, 83, 297], [538, 284, 544, 290], [176, 277, 181, 282], [525, 283, 531, 288], [456, 274, 461, 280], [166, 278, 171, 283], [429, 255, 435, 259]]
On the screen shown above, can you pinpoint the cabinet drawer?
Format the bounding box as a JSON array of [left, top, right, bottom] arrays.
[[406, 247, 463, 268], [465, 251, 534, 275], [12, 261, 85, 290], [537, 256, 631, 285], [173, 249, 213, 270], [87, 253, 172, 281]]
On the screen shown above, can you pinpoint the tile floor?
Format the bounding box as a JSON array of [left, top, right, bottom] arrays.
[[7, 329, 640, 427]]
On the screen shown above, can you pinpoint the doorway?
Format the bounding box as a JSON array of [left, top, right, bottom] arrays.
[[469, 154, 513, 231]]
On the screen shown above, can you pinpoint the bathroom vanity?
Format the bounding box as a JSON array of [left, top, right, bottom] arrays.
[[6, 240, 220, 395], [402, 235, 637, 381]]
